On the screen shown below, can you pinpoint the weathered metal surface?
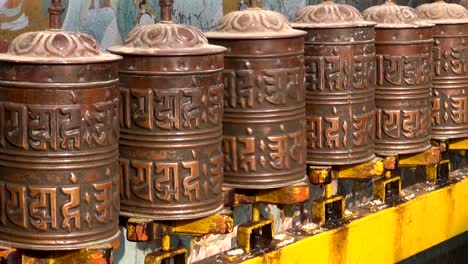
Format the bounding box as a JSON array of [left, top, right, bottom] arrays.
[[200, 174, 468, 264], [449, 138, 468, 150], [416, 1, 468, 140], [206, 0, 307, 189], [292, 1, 377, 165], [109, 0, 226, 220], [0, 0, 121, 250], [398, 147, 441, 166], [335, 157, 384, 179], [126, 214, 233, 243], [223, 182, 310, 207], [363, 1, 433, 156]]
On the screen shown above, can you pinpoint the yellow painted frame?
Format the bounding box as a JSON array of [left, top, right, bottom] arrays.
[[241, 178, 468, 264]]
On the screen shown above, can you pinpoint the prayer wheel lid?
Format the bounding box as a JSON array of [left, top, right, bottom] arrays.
[[205, 0, 306, 39], [292, 0, 375, 29], [0, 0, 120, 64], [363, 0, 433, 28], [109, 0, 226, 56], [416, 0, 468, 24]]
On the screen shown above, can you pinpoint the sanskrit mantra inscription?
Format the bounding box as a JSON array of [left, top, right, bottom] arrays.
[[0, 175, 116, 232], [305, 52, 374, 92], [432, 96, 468, 125], [120, 84, 223, 130], [433, 45, 468, 76], [120, 153, 222, 203], [307, 109, 375, 150], [377, 108, 431, 139], [376, 54, 432, 86], [0, 99, 118, 151], [223, 66, 304, 109], [223, 127, 306, 173]]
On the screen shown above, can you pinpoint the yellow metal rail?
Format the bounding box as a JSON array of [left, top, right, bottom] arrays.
[[241, 178, 468, 264]]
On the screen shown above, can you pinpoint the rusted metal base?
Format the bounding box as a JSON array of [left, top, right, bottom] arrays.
[[237, 219, 274, 253], [223, 181, 310, 208], [126, 214, 234, 242], [312, 195, 345, 226], [125, 214, 233, 264], [145, 248, 188, 264], [307, 158, 384, 183], [199, 173, 468, 264], [374, 176, 402, 203], [0, 238, 119, 264]]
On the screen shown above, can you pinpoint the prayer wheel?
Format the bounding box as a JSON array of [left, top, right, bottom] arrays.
[[416, 1, 468, 140], [0, 0, 121, 250], [108, 0, 226, 219], [293, 0, 377, 165], [363, 0, 433, 156], [206, 0, 307, 189]]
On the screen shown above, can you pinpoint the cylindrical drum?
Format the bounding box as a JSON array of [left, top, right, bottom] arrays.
[[206, 0, 307, 189], [416, 1, 468, 140], [108, 1, 226, 219], [0, 31, 121, 249], [363, 1, 433, 156], [292, 1, 377, 165]]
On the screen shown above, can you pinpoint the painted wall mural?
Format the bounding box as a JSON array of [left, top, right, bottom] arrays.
[[1, 0, 461, 51]]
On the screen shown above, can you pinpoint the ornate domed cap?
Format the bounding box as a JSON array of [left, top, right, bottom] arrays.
[[293, 0, 375, 28], [109, 0, 225, 55], [0, 1, 120, 64], [416, 0, 468, 24], [363, 0, 431, 28], [206, 0, 305, 39]]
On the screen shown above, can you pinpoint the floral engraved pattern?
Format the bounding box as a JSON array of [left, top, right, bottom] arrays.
[[8, 31, 101, 57], [416, 1, 468, 21], [124, 23, 208, 49], [363, 1, 419, 25], [215, 8, 291, 33], [294, 1, 364, 24]]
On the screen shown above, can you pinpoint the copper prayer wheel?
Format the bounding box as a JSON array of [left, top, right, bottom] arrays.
[[293, 1, 377, 165], [206, 0, 307, 189], [0, 0, 121, 250], [416, 1, 468, 140], [108, 0, 226, 219], [363, 1, 433, 156]]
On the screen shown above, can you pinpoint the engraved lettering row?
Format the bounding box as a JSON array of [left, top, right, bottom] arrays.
[[0, 180, 115, 232], [224, 66, 304, 109], [120, 84, 223, 130], [307, 110, 375, 149], [120, 155, 222, 203], [376, 54, 432, 86], [306, 53, 374, 92], [376, 108, 430, 140], [223, 129, 306, 173], [433, 46, 468, 76], [0, 100, 118, 151], [432, 96, 468, 125]]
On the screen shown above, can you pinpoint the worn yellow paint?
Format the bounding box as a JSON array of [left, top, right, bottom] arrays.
[[312, 195, 345, 225], [450, 138, 468, 150], [238, 219, 274, 253], [374, 176, 401, 202], [308, 166, 330, 184], [169, 214, 234, 235], [336, 157, 384, 179], [223, 0, 239, 14], [241, 178, 468, 264], [251, 182, 310, 205], [145, 248, 187, 264], [398, 147, 441, 166]]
